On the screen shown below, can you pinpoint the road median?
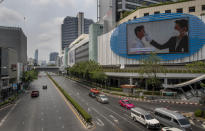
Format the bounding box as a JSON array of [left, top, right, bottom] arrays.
[[0, 95, 18, 110], [47, 74, 93, 128]]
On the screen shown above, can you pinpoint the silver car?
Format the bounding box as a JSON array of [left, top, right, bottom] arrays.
[[96, 94, 109, 103]]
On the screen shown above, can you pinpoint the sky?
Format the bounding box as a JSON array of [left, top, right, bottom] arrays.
[[0, 0, 97, 62]]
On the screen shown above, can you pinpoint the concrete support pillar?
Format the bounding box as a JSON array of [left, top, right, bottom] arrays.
[[117, 78, 120, 88], [129, 77, 133, 85], [164, 78, 168, 86], [145, 79, 148, 90]]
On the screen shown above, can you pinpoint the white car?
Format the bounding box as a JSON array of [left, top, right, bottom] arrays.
[[161, 127, 183, 131], [131, 107, 160, 129]]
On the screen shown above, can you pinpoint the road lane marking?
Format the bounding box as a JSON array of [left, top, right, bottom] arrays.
[[77, 92, 79, 95], [62, 125, 65, 128], [91, 107, 122, 131], [22, 121, 24, 125], [88, 108, 91, 112], [103, 106, 144, 130], [112, 105, 130, 114], [59, 116, 62, 120], [0, 100, 19, 127], [48, 77, 87, 129], [109, 115, 119, 124], [124, 114, 130, 119], [95, 118, 104, 127]]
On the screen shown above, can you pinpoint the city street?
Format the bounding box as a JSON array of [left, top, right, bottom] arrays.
[[0, 73, 86, 131], [52, 75, 205, 131], [0, 73, 204, 131]]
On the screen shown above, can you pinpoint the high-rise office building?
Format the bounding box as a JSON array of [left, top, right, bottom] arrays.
[[0, 26, 27, 65], [49, 52, 58, 62], [61, 12, 94, 53], [34, 49, 38, 65], [98, 0, 178, 33]]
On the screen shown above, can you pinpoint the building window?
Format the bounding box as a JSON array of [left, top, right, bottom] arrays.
[[144, 13, 149, 16], [133, 16, 136, 19], [189, 6, 195, 12], [125, 4, 137, 10], [118, 4, 122, 9], [176, 8, 183, 13], [165, 10, 171, 13], [154, 11, 160, 14], [202, 5, 205, 11]]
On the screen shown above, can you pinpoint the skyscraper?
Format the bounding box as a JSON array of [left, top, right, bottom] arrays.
[[98, 0, 177, 33], [34, 49, 38, 65], [61, 12, 94, 53], [49, 52, 58, 62]]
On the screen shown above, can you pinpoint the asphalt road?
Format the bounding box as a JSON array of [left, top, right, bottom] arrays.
[[0, 73, 86, 131], [52, 75, 205, 131]]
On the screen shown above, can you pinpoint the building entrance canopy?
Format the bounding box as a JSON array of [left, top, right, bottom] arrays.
[[164, 74, 205, 88]]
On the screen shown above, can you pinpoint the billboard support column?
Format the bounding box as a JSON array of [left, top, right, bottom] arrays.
[[164, 78, 168, 87], [129, 77, 133, 85]]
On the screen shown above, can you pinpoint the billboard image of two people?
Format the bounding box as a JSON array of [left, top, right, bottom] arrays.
[[127, 18, 189, 54]]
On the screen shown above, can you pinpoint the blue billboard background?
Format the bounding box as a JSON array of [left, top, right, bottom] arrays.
[[110, 13, 205, 60]]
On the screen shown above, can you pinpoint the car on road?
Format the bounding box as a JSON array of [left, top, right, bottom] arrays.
[[42, 85, 47, 89], [89, 92, 97, 98], [89, 88, 100, 98], [96, 94, 109, 103], [154, 108, 191, 131], [119, 99, 135, 109], [161, 127, 183, 131], [90, 88, 100, 94], [31, 91, 39, 97], [131, 107, 160, 129]]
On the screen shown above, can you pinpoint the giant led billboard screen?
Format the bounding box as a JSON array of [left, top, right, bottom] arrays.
[[127, 18, 189, 54]]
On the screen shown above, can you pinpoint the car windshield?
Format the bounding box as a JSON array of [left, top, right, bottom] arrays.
[[145, 114, 154, 120], [124, 101, 131, 104], [100, 95, 107, 98], [178, 118, 190, 125]]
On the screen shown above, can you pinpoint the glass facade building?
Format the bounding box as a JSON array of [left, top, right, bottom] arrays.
[[61, 12, 94, 53]]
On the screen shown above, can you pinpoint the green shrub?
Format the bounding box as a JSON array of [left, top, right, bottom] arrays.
[[102, 90, 110, 93], [110, 92, 128, 97], [143, 91, 160, 96], [195, 109, 203, 117], [48, 74, 92, 123], [0, 95, 17, 107], [107, 87, 123, 92]]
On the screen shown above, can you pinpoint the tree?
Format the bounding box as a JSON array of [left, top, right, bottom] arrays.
[[139, 53, 165, 94], [21, 70, 38, 89], [67, 60, 107, 83]]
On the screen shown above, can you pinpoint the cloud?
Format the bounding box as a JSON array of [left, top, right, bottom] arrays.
[[33, 17, 63, 60], [31, 0, 50, 5], [55, 0, 76, 7], [40, 17, 64, 29], [31, 0, 76, 7], [0, 6, 23, 25]]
